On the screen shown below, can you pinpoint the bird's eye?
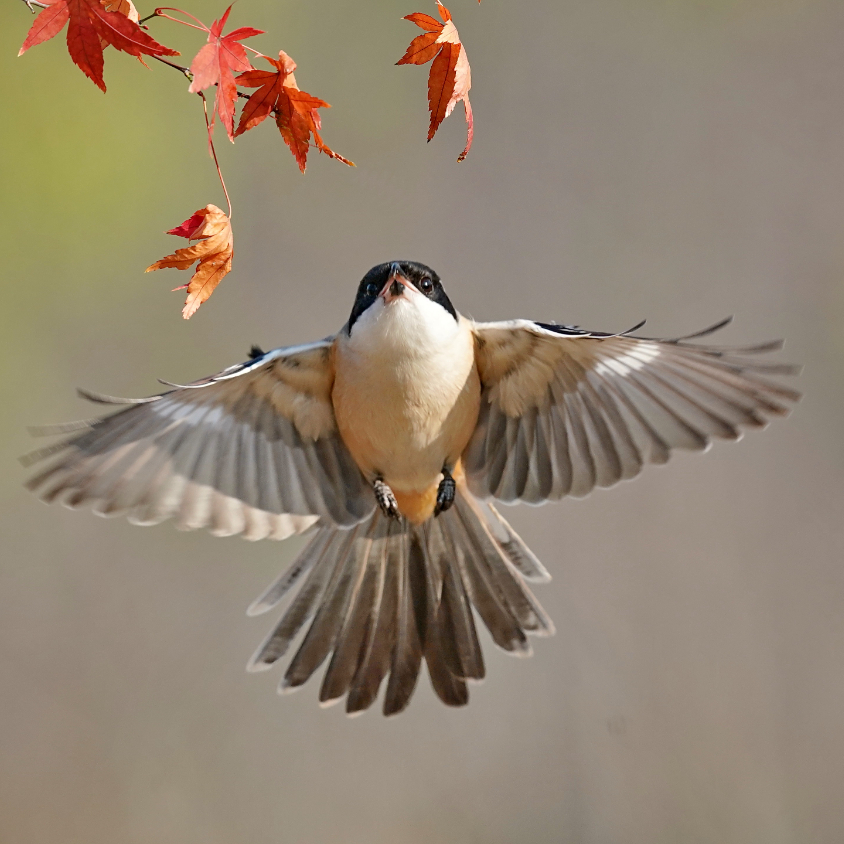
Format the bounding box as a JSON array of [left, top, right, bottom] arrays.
[[365, 281, 380, 296], [419, 277, 434, 294]]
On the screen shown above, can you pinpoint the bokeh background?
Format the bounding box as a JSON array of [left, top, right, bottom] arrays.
[[2, 0, 843, 842]]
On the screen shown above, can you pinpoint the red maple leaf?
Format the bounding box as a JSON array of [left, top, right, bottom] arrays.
[[18, 0, 179, 92], [187, 5, 264, 143], [235, 51, 353, 173], [398, 0, 473, 162]]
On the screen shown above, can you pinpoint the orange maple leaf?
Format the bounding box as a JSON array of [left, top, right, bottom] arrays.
[[18, 0, 178, 92], [146, 205, 233, 319], [398, 0, 473, 162], [187, 5, 264, 142], [235, 51, 353, 173]]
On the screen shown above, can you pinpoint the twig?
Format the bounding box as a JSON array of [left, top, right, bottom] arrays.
[[152, 55, 192, 80]]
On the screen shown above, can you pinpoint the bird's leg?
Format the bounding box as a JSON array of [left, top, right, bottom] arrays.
[[373, 477, 400, 519], [434, 466, 456, 516]]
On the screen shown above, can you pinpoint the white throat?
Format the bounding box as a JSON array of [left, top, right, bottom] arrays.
[[347, 291, 461, 361]]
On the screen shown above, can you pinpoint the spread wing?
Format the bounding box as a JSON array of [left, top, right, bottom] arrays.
[[465, 318, 801, 504], [23, 339, 376, 540]]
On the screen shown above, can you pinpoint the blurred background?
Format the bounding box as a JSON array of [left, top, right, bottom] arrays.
[[2, 0, 843, 841]]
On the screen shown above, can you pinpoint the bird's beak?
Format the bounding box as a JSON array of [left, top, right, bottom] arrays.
[[380, 262, 412, 303]]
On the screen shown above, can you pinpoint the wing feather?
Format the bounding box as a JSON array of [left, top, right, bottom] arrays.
[[468, 320, 799, 504], [25, 339, 375, 537]]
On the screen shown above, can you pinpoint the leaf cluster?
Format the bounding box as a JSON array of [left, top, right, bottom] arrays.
[[17, 0, 479, 316]]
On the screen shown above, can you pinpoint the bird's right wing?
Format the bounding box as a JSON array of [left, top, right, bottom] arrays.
[[23, 339, 376, 540]]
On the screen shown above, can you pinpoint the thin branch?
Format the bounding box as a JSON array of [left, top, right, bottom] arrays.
[[18, 0, 48, 11], [152, 54, 192, 80]]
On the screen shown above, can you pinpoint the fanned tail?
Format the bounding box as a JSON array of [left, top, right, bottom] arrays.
[[247, 485, 553, 715]]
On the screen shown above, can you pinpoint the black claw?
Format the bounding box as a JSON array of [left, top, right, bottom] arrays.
[[373, 478, 400, 519], [434, 472, 456, 516]]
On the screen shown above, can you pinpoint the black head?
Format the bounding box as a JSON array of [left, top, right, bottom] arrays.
[[347, 261, 457, 332]]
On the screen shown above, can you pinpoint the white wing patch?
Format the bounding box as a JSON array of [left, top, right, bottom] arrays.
[[592, 342, 660, 378]]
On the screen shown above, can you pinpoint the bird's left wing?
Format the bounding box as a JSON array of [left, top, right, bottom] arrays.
[[465, 318, 800, 504], [24, 339, 376, 540]]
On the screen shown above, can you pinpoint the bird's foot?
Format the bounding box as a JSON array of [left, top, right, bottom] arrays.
[[373, 479, 400, 519], [434, 471, 456, 516]]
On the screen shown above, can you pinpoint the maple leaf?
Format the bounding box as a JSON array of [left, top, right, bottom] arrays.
[[18, 0, 179, 93], [187, 6, 264, 143], [101, 0, 138, 24], [99, 1, 137, 53], [398, 0, 474, 162], [146, 205, 233, 319], [234, 51, 353, 173]]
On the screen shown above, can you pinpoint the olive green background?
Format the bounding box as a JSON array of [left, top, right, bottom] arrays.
[[2, 1, 843, 842]]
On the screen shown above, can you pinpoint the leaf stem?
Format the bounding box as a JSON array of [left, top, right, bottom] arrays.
[[153, 7, 209, 33], [198, 92, 232, 219]]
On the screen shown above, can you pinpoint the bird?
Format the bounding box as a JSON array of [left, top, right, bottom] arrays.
[[22, 261, 801, 716]]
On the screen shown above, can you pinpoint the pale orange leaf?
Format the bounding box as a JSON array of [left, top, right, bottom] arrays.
[[145, 204, 233, 319]]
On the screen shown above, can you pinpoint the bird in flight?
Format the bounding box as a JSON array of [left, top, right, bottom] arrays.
[[23, 261, 800, 715]]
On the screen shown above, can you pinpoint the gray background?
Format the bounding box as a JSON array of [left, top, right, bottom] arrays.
[[2, 0, 843, 842]]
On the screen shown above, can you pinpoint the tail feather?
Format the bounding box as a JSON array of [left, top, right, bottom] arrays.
[[449, 506, 532, 655], [435, 519, 485, 681], [454, 496, 555, 637], [473, 498, 551, 582], [280, 527, 364, 693], [319, 523, 386, 705], [419, 519, 469, 707], [246, 530, 346, 671], [346, 522, 400, 714], [249, 487, 553, 715], [383, 533, 425, 715], [246, 527, 332, 617]]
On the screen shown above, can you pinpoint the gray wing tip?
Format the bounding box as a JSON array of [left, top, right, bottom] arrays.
[[77, 387, 160, 405], [27, 419, 96, 438], [19, 442, 70, 468]]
